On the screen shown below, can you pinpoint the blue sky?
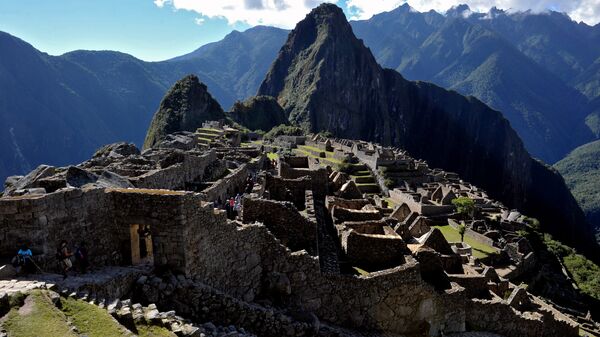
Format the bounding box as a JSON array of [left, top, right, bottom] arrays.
[[1, 0, 598, 61]]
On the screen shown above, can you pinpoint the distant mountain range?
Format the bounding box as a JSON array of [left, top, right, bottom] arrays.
[[1, 4, 600, 180]]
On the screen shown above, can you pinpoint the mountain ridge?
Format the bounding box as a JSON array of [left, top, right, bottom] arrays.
[[258, 3, 598, 256]]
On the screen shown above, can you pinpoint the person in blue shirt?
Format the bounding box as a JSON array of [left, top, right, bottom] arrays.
[[12, 243, 33, 274]]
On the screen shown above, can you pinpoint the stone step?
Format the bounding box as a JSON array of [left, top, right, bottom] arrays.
[[353, 175, 375, 184], [357, 183, 380, 194]]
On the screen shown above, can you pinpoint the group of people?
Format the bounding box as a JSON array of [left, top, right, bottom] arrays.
[[223, 194, 243, 220], [11, 240, 89, 279]]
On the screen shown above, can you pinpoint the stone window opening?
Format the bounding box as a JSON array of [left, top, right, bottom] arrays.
[[130, 224, 154, 265]]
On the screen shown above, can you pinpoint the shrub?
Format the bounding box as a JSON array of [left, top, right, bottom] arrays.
[[384, 178, 395, 188], [264, 124, 305, 140], [452, 197, 475, 219]]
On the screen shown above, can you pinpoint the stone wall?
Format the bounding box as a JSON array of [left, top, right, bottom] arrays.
[[185, 212, 468, 336], [278, 162, 329, 199], [389, 189, 454, 216], [265, 175, 311, 210], [325, 196, 371, 211], [132, 150, 221, 190], [448, 219, 495, 247], [465, 298, 578, 337], [242, 198, 318, 255], [201, 164, 249, 203], [331, 207, 382, 224], [0, 188, 213, 276], [339, 229, 407, 270]]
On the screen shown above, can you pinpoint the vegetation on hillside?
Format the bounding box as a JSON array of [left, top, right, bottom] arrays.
[[519, 219, 600, 301], [263, 124, 305, 140], [554, 140, 600, 243], [230, 95, 288, 132]]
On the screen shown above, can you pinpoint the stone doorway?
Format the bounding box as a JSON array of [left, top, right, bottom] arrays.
[[130, 224, 154, 265]]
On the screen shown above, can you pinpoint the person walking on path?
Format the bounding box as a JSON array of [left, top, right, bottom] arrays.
[[57, 240, 73, 279]]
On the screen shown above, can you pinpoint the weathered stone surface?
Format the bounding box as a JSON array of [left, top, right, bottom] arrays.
[[3, 165, 55, 196], [93, 142, 140, 159], [339, 181, 362, 200]]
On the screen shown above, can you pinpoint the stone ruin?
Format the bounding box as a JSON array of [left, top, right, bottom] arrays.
[[0, 125, 588, 337]]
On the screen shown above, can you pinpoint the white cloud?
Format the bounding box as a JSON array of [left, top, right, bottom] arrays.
[[154, 0, 339, 28], [346, 0, 600, 25], [194, 17, 205, 25]]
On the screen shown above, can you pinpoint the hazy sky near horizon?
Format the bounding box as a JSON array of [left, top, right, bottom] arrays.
[[1, 0, 599, 61]]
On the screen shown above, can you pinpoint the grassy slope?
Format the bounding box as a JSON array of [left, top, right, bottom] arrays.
[[3, 291, 175, 337], [3, 291, 77, 337], [433, 225, 498, 259], [554, 140, 600, 215], [61, 296, 129, 337]]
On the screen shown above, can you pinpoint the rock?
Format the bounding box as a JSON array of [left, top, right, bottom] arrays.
[[95, 170, 134, 189], [65, 166, 98, 188], [93, 142, 140, 159], [3, 165, 55, 196], [157, 132, 198, 151], [339, 181, 362, 199], [0, 264, 17, 279]]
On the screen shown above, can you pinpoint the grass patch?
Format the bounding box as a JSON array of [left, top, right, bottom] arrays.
[[267, 152, 279, 161], [352, 170, 371, 176], [433, 225, 498, 259], [384, 198, 397, 209], [3, 291, 77, 337], [136, 324, 177, 337], [353, 266, 369, 276], [293, 149, 341, 166], [62, 296, 128, 337]]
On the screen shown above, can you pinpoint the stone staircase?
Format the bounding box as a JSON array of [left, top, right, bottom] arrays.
[[350, 165, 380, 195]]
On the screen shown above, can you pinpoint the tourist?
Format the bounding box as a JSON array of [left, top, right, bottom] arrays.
[[57, 240, 73, 279], [75, 241, 89, 273], [12, 243, 33, 275], [229, 197, 236, 219]]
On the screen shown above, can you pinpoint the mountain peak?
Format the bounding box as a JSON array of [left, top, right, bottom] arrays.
[[143, 74, 225, 149], [446, 4, 472, 18]]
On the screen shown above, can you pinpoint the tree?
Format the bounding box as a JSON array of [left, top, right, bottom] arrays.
[[452, 197, 475, 220], [458, 222, 466, 242]]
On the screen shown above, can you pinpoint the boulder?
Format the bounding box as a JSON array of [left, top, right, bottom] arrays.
[[96, 171, 134, 189], [0, 264, 17, 279], [156, 132, 198, 151], [93, 142, 140, 158], [3, 165, 55, 196], [66, 166, 98, 188]]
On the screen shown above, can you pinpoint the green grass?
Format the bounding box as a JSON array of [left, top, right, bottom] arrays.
[[353, 266, 369, 276], [267, 152, 279, 160], [352, 170, 371, 176], [298, 144, 333, 153], [293, 149, 341, 166], [432, 225, 498, 259], [61, 296, 128, 337], [384, 198, 397, 209], [3, 291, 77, 337], [136, 325, 177, 337]]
